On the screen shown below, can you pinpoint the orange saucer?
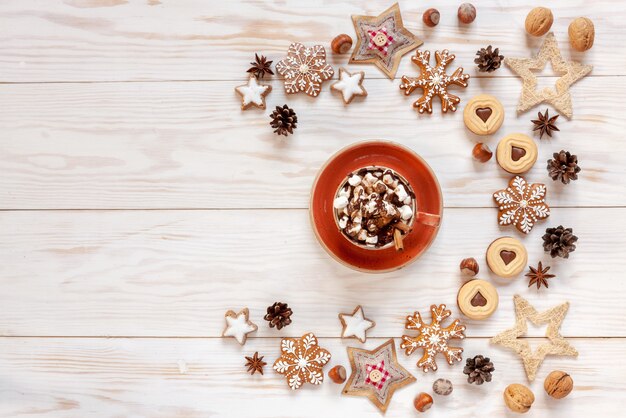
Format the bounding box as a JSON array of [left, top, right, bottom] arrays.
[[310, 141, 443, 273]]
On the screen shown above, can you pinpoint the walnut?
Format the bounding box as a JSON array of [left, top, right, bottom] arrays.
[[504, 384, 534, 413], [568, 17, 595, 52], [525, 7, 553, 37], [544, 370, 574, 399]]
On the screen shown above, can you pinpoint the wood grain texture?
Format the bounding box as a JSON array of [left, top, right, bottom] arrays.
[[0, 76, 622, 209], [0, 0, 616, 82], [0, 337, 621, 417], [1, 208, 623, 338]]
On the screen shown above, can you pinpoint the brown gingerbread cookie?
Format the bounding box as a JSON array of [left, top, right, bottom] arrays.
[[493, 176, 550, 234]]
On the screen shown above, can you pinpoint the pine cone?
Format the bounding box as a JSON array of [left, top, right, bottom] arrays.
[[264, 302, 293, 329], [542, 225, 578, 259], [547, 150, 580, 184], [463, 355, 494, 385], [474, 45, 504, 73], [269, 105, 297, 136]]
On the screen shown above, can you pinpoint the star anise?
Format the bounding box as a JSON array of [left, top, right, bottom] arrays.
[[247, 53, 274, 79], [531, 109, 560, 139], [244, 351, 267, 375], [526, 262, 555, 289]]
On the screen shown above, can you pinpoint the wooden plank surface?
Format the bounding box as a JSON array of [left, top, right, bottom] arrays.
[[0, 337, 622, 417], [0, 76, 622, 209], [0, 0, 617, 82], [1, 208, 623, 338], [0, 0, 624, 416]]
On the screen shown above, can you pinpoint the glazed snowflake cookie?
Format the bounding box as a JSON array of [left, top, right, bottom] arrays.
[[493, 176, 550, 234], [235, 75, 272, 110], [276, 43, 334, 97], [400, 304, 466, 372], [331, 68, 368, 104], [400, 49, 470, 114], [273, 333, 332, 390]]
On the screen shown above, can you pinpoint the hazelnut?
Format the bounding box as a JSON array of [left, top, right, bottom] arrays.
[[504, 384, 534, 414], [460, 257, 479, 276], [331, 34, 353, 54], [413, 392, 433, 412], [568, 17, 595, 52], [544, 370, 573, 399], [423, 8, 440, 27], [432, 378, 453, 396], [328, 365, 346, 384], [472, 142, 493, 163], [457, 3, 476, 24], [525, 7, 554, 37]]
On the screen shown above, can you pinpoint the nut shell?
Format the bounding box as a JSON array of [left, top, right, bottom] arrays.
[[525, 7, 554, 37], [413, 392, 433, 412], [433, 378, 453, 396], [472, 143, 493, 163], [328, 365, 347, 383], [504, 384, 534, 413], [458, 3, 476, 24], [331, 34, 353, 54], [460, 257, 479, 276], [568, 17, 595, 52], [423, 8, 440, 27], [544, 370, 573, 399]]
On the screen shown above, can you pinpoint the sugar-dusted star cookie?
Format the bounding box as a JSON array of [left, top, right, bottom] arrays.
[[339, 305, 375, 343], [343, 339, 415, 413], [349, 3, 423, 79], [504, 32, 592, 118], [331, 68, 368, 105], [222, 307, 258, 345], [235, 75, 272, 110], [491, 295, 578, 381]]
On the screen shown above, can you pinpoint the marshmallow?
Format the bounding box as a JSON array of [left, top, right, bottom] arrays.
[[399, 205, 413, 220], [338, 186, 351, 197], [382, 173, 395, 185], [365, 235, 379, 245], [363, 172, 377, 185], [346, 221, 362, 237], [357, 229, 368, 241], [333, 195, 349, 209], [373, 180, 387, 193], [338, 215, 349, 229], [403, 196, 412, 205], [394, 185, 408, 202], [348, 174, 362, 186]]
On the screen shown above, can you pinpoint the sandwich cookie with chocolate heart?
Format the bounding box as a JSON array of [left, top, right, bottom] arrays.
[[486, 237, 528, 278], [496, 133, 538, 174], [457, 279, 499, 320], [463, 94, 505, 135]]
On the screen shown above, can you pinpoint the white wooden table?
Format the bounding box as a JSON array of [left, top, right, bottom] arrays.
[[0, 1, 624, 416]]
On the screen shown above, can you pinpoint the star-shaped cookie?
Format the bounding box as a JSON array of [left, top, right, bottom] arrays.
[[491, 295, 578, 381], [331, 68, 367, 105], [343, 339, 415, 413], [505, 32, 592, 118], [349, 3, 423, 79], [235, 75, 272, 110], [339, 305, 375, 343], [222, 308, 258, 345]]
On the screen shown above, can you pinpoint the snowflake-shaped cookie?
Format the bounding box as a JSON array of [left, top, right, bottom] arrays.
[[493, 176, 550, 234], [273, 332, 332, 390], [400, 304, 466, 372], [400, 49, 470, 114], [276, 43, 334, 97]]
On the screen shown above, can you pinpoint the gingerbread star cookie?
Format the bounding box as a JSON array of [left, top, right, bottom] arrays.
[[275, 43, 334, 97], [339, 305, 375, 343], [331, 68, 367, 104], [235, 75, 272, 110], [493, 176, 550, 234], [400, 304, 466, 372], [491, 295, 578, 381], [222, 308, 257, 345], [343, 339, 415, 413], [273, 333, 332, 390], [400, 49, 470, 114], [349, 3, 422, 79], [505, 32, 592, 118]]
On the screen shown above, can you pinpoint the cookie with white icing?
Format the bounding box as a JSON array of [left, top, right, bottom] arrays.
[[331, 68, 368, 104], [235, 75, 272, 110]]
